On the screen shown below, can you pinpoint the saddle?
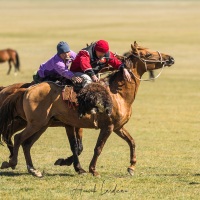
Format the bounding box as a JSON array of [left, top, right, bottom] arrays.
[[62, 85, 79, 109]]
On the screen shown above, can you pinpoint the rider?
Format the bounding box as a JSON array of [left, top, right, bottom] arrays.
[[70, 39, 131, 87], [33, 41, 82, 84]]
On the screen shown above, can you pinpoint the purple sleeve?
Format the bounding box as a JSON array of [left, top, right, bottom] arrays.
[[55, 61, 74, 79], [38, 53, 76, 79], [55, 51, 77, 79]]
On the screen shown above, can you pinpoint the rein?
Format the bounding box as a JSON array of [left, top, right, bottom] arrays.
[[127, 51, 166, 81]]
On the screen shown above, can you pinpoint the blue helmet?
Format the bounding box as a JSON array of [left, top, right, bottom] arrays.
[[57, 41, 70, 55]]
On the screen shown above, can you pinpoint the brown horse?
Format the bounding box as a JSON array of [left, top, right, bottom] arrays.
[[0, 83, 85, 175], [0, 49, 20, 75], [0, 41, 174, 177]]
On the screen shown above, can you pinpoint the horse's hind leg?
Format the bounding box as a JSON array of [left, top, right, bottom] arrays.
[[64, 126, 86, 174], [54, 128, 84, 167], [114, 127, 136, 176], [13, 62, 18, 76], [22, 125, 49, 178], [7, 60, 12, 75], [7, 119, 27, 158], [0, 119, 27, 160], [2, 124, 41, 170]]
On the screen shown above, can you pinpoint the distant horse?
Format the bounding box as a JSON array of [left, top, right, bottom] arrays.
[[0, 41, 174, 177], [0, 49, 20, 75]]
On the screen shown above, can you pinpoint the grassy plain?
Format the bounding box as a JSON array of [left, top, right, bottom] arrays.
[[0, 0, 200, 199]]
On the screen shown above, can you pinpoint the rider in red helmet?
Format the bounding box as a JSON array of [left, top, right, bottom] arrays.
[[70, 39, 131, 87]]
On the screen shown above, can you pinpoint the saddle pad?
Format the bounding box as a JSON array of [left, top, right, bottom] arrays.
[[62, 85, 78, 105]]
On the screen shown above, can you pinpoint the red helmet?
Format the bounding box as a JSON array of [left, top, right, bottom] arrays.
[[94, 40, 109, 53]]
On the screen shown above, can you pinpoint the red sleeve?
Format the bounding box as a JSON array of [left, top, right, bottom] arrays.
[[108, 51, 123, 69], [79, 50, 93, 72]]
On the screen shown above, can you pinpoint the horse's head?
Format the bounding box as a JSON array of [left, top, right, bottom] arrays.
[[125, 41, 174, 76]]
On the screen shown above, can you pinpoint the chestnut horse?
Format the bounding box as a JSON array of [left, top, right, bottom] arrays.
[[0, 49, 20, 75], [0, 42, 174, 177]]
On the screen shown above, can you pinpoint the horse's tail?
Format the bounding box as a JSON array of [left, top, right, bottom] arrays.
[[15, 51, 20, 71], [0, 88, 26, 144]]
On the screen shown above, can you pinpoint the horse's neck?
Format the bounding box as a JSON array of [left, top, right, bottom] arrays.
[[131, 59, 146, 78], [108, 71, 140, 106]]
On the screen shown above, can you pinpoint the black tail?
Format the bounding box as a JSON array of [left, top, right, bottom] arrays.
[[0, 89, 25, 144], [15, 51, 20, 71]]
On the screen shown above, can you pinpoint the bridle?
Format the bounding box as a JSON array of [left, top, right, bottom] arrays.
[[126, 50, 167, 81]]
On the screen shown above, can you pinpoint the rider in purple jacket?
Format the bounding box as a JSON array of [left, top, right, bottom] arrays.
[[33, 41, 82, 84]]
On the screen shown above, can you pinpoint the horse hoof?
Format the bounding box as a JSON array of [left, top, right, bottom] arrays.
[[54, 159, 63, 166], [127, 167, 134, 176], [11, 165, 16, 170], [78, 169, 87, 175], [28, 168, 43, 178], [92, 171, 101, 178], [1, 161, 10, 169], [54, 158, 72, 166]]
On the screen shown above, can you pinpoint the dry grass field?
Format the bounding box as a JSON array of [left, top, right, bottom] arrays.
[[0, 0, 200, 199]]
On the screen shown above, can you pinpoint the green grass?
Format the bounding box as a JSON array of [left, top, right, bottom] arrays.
[[0, 0, 200, 199]]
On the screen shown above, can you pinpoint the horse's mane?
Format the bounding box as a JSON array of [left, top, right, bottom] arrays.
[[102, 70, 119, 85], [0, 86, 6, 92]]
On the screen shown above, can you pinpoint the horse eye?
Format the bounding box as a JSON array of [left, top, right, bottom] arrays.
[[140, 52, 144, 57], [146, 53, 152, 58]]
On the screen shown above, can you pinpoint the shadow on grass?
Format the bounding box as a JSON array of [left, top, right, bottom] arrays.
[[154, 173, 200, 185], [155, 173, 200, 177], [0, 171, 27, 177], [155, 173, 180, 176], [194, 173, 200, 176], [189, 182, 200, 185], [0, 171, 76, 177], [43, 173, 75, 177]]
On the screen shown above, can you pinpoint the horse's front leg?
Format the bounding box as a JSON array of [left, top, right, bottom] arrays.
[[89, 124, 113, 177], [65, 125, 86, 174], [7, 119, 27, 158], [54, 128, 84, 167], [114, 126, 136, 176]]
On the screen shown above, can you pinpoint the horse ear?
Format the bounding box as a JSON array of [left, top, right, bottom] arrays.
[[134, 41, 138, 47], [131, 44, 137, 52]]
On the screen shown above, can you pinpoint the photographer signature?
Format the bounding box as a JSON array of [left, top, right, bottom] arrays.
[[72, 180, 128, 197]]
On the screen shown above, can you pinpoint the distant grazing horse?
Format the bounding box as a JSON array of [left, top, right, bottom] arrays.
[[0, 41, 174, 177], [0, 49, 20, 75]]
